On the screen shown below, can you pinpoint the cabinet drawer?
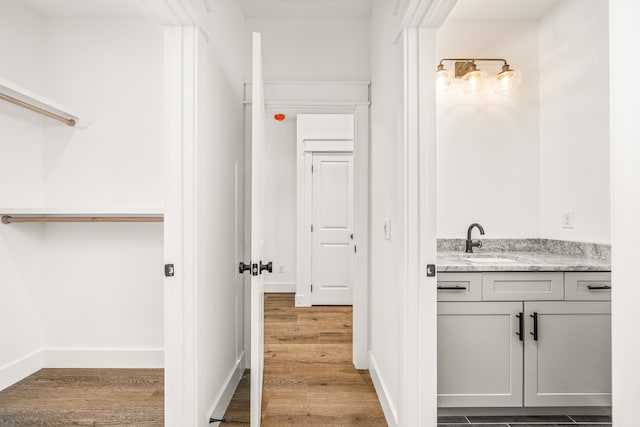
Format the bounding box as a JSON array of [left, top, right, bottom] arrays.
[[565, 272, 611, 301], [482, 272, 564, 301], [437, 273, 482, 301]]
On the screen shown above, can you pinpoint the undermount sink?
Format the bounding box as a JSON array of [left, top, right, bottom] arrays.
[[463, 257, 518, 263]]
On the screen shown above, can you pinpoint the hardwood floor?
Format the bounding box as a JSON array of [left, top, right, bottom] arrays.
[[0, 368, 163, 426], [222, 293, 387, 426], [0, 294, 385, 426]]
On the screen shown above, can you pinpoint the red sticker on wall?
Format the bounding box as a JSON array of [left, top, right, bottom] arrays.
[[274, 114, 285, 121]]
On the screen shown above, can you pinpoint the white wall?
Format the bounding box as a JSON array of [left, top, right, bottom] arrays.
[[539, 0, 610, 244], [436, 1, 611, 244], [264, 113, 297, 290], [0, 0, 47, 390], [39, 17, 165, 365], [368, 0, 404, 423], [436, 19, 540, 239], [43, 223, 163, 364], [244, 17, 370, 81], [611, 2, 640, 425], [42, 18, 165, 210]]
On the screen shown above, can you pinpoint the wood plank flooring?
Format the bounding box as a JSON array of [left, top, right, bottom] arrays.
[[0, 368, 163, 426], [0, 294, 385, 426], [222, 293, 387, 426]]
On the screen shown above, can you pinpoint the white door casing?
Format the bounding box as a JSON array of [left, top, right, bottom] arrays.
[[311, 153, 354, 305], [250, 31, 266, 427]]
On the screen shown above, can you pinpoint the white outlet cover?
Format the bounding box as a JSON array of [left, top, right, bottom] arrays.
[[561, 211, 575, 229], [384, 218, 391, 240]]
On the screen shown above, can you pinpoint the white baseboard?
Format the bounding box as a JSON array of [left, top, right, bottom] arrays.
[[369, 351, 398, 427], [44, 348, 164, 368], [0, 349, 44, 392], [207, 352, 246, 423], [264, 281, 296, 293]]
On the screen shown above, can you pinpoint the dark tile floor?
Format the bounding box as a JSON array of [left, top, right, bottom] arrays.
[[437, 414, 612, 426]]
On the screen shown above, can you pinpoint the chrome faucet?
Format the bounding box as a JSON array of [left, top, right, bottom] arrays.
[[465, 223, 485, 253]]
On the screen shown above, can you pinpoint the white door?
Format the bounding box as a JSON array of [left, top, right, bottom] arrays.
[[250, 32, 269, 427], [311, 153, 354, 305]]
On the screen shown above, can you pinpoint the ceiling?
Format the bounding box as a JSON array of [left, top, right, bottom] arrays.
[[24, 0, 374, 19], [238, 0, 375, 18], [447, 0, 562, 21], [23, 0, 558, 23], [24, 0, 159, 18]]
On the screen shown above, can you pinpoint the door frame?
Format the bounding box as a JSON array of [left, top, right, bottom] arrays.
[[243, 82, 370, 369], [295, 111, 369, 369], [306, 150, 355, 306]]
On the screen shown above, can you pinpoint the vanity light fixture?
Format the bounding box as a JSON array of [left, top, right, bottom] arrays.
[[436, 58, 522, 94]]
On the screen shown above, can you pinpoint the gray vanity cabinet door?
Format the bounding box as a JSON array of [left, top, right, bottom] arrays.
[[438, 302, 523, 407], [524, 301, 611, 407]]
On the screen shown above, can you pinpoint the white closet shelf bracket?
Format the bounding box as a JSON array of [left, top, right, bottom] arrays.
[[1, 215, 164, 224], [0, 78, 90, 128]]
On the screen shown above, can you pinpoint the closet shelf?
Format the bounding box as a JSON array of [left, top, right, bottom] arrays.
[[0, 208, 164, 224], [2, 216, 163, 224], [0, 78, 90, 128]]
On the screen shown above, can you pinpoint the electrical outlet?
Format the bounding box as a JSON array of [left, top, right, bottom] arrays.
[[561, 211, 575, 229], [278, 265, 284, 274]]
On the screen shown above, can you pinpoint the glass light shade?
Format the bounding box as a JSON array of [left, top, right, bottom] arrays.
[[461, 69, 487, 94], [435, 68, 453, 91], [493, 69, 522, 94]]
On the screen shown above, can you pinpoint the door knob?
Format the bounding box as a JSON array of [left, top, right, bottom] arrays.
[[238, 262, 251, 274], [260, 261, 273, 274]]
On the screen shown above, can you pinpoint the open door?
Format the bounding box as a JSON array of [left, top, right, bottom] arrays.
[[250, 32, 270, 427]]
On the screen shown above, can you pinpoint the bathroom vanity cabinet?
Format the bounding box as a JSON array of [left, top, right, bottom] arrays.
[[437, 271, 611, 408]]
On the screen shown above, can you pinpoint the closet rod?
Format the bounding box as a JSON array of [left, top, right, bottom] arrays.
[[0, 92, 76, 127], [1, 216, 163, 224]]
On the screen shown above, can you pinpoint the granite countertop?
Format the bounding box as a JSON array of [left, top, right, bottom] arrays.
[[437, 251, 611, 272], [437, 239, 611, 272]]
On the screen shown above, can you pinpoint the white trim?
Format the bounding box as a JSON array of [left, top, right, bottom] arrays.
[[207, 352, 246, 423], [418, 27, 439, 426], [43, 348, 163, 368], [420, 0, 457, 28], [163, 25, 198, 427], [352, 104, 369, 369], [264, 281, 296, 293], [302, 139, 354, 152], [0, 350, 44, 392], [297, 115, 356, 308], [399, 28, 421, 427], [245, 101, 370, 107], [369, 352, 398, 427], [243, 81, 370, 106]]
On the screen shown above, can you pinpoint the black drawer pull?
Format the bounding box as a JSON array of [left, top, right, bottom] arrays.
[[437, 285, 467, 290], [530, 312, 538, 341], [516, 312, 524, 341], [587, 285, 611, 290]]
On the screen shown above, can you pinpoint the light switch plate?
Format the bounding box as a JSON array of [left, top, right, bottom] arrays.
[[384, 218, 391, 240]]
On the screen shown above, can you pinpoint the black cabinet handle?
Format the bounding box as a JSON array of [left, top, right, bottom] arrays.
[[260, 261, 273, 274], [530, 312, 538, 341], [437, 285, 467, 290], [516, 312, 524, 341], [587, 285, 611, 290]]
